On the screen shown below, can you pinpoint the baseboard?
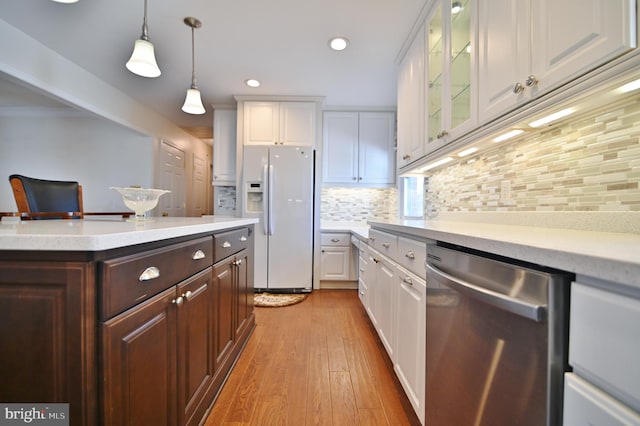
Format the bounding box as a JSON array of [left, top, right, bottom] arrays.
[[319, 280, 358, 290]]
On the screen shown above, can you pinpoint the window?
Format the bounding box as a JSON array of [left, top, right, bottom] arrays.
[[401, 176, 424, 219]]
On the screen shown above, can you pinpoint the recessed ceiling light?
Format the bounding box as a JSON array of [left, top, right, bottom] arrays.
[[528, 108, 575, 128], [329, 37, 349, 51], [245, 79, 260, 88], [51, 0, 79, 3]]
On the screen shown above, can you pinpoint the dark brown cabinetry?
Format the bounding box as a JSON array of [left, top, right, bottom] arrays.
[[0, 225, 255, 426]]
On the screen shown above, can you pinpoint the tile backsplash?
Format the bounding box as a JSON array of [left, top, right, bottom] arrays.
[[321, 187, 398, 222], [426, 93, 640, 213]]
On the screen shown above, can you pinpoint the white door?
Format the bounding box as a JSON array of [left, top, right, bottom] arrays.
[[279, 102, 316, 146], [322, 111, 359, 183], [160, 140, 185, 217], [478, 0, 530, 123], [530, 0, 636, 96], [243, 102, 279, 145], [192, 153, 207, 216], [358, 112, 396, 185]]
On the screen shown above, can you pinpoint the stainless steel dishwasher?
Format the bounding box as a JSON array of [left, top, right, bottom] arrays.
[[425, 243, 573, 426]]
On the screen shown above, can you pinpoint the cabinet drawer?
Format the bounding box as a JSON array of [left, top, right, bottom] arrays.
[[368, 229, 397, 259], [214, 227, 250, 263], [397, 236, 426, 279], [564, 373, 640, 425], [101, 237, 213, 319], [321, 233, 351, 247], [570, 281, 640, 412]]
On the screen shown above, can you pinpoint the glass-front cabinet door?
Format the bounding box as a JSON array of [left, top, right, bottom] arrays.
[[426, 3, 443, 146], [425, 0, 476, 155]]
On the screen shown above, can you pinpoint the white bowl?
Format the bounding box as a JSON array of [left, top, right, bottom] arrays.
[[110, 187, 170, 221]]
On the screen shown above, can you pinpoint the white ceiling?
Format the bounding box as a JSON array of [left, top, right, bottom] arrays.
[[0, 0, 426, 134]]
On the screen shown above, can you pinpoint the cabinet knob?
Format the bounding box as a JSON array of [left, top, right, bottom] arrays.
[[403, 276, 414, 286], [222, 241, 232, 248], [369, 236, 376, 242], [233, 259, 243, 266], [382, 242, 390, 249], [513, 82, 525, 94], [172, 296, 184, 307], [402, 154, 411, 160], [139, 266, 160, 282], [405, 251, 415, 259], [240, 235, 247, 242], [525, 75, 538, 87], [352, 177, 357, 180], [331, 238, 340, 243]]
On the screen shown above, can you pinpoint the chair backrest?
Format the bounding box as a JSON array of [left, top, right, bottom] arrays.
[[9, 174, 83, 219]]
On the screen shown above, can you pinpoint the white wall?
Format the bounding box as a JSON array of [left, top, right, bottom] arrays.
[[0, 18, 212, 216], [0, 115, 153, 212]]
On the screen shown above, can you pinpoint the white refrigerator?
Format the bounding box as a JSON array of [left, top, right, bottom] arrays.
[[242, 145, 314, 291]]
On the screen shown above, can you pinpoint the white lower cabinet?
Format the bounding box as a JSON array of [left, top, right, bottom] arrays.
[[357, 230, 428, 424], [320, 232, 356, 281], [564, 278, 640, 424], [395, 265, 426, 425]]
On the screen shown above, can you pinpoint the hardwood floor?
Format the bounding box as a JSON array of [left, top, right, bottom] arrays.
[[203, 289, 420, 425]]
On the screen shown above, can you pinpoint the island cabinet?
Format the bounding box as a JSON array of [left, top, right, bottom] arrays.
[[0, 224, 255, 426]]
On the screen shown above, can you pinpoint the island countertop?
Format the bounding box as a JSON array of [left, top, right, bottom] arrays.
[[0, 216, 259, 251]]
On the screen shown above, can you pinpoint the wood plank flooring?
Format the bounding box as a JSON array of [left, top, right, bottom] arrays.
[[204, 289, 420, 425]]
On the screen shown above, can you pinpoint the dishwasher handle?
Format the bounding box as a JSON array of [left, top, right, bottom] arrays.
[[426, 262, 546, 322]]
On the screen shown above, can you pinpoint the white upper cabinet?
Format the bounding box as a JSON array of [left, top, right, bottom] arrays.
[[397, 24, 425, 170], [243, 101, 316, 146], [212, 108, 237, 184], [479, 0, 637, 124], [426, 0, 477, 155], [322, 111, 396, 186]]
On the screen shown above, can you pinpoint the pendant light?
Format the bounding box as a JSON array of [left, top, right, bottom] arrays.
[[126, 0, 161, 78], [181, 17, 206, 115]]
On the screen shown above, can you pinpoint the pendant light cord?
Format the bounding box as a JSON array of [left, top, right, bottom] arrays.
[[190, 25, 198, 89], [141, 0, 149, 41]]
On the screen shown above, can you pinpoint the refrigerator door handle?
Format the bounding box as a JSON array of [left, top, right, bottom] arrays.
[[268, 164, 275, 236], [262, 164, 269, 235]]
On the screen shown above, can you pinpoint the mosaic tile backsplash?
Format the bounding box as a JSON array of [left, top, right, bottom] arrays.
[[321, 187, 398, 222], [426, 93, 640, 213]]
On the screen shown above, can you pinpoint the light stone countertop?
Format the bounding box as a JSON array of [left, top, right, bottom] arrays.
[[367, 218, 640, 289], [0, 216, 259, 251], [320, 220, 369, 240]]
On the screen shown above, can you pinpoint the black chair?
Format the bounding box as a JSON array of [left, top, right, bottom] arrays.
[[8, 174, 132, 220]]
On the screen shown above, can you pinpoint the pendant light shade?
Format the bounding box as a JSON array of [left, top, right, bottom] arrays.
[[126, 0, 161, 78], [182, 88, 206, 114], [181, 17, 206, 115]]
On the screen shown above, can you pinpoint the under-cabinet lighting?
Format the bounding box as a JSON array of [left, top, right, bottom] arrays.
[[617, 79, 640, 94], [457, 147, 478, 157], [451, 2, 463, 14], [419, 157, 454, 172], [493, 129, 524, 143], [528, 108, 575, 128]]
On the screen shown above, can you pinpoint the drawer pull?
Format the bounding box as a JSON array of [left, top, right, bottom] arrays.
[[382, 242, 390, 249], [222, 241, 232, 248], [192, 249, 206, 260], [405, 251, 415, 260], [139, 266, 160, 281], [240, 235, 247, 242], [172, 296, 184, 307], [331, 238, 340, 243], [403, 276, 413, 286]]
